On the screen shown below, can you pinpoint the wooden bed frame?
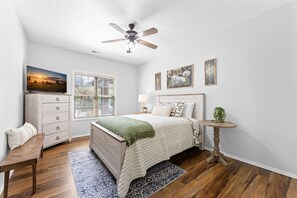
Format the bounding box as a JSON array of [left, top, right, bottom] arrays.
[[90, 93, 205, 182]]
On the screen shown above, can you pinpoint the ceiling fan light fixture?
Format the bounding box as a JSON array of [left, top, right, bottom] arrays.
[[102, 23, 158, 53], [126, 40, 137, 53], [127, 40, 136, 49]]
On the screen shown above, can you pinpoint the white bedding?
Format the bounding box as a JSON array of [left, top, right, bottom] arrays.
[[117, 114, 199, 197]]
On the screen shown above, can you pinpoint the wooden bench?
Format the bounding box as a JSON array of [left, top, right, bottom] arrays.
[[0, 133, 44, 198]]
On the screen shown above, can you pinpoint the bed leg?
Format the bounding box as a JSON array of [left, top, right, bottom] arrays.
[[89, 146, 94, 152]]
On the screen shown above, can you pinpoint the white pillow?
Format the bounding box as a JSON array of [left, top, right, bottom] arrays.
[[158, 102, 185, 117], [151, 106, 172, 117], [24, 122, 38, 135], [6, 123, 37, 150], [182, 102, 195, 118]]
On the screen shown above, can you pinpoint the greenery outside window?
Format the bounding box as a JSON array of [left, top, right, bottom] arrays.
[[74, 72, 115, 119]]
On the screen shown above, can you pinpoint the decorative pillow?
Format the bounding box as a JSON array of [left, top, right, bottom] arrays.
[[157, 102, 168, 106], [182, 102, 195, 118], [6, 129, 22, 150], [151, 106, 172, 117], [170, 102, 185, 117], [6, 123, 37, 150], [24, 122, 38, 135], [158, 101, 185, 117]]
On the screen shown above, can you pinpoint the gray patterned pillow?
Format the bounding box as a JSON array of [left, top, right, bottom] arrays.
[[170, 102, 185, 117], [158, 102, 185, 117]]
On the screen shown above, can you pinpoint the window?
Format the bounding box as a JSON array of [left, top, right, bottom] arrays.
[[74, 72, 116, 119]]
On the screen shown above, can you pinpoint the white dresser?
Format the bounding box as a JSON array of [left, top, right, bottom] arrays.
[[25, 93, 71, 148]]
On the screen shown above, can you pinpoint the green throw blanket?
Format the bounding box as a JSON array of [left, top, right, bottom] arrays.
[[96, 116, 155, 146]]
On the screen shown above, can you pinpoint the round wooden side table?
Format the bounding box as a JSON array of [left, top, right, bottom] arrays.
[[199, 120, 237, 166]]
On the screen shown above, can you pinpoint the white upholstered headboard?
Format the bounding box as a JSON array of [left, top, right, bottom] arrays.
[[156, 94, 205, 149]]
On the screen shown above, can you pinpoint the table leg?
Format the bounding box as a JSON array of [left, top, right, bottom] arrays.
[[218, 155, 228, 166], [40, 147, 43, 158], [206, 153, 216, 163], [32, 163, 37, 193], [208, 127, 228, 166], [213, 127, 221, 156], [4, 171, 9, 198]]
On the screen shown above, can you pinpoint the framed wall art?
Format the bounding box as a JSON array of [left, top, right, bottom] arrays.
[[205, 58, 217, 86], [155, 72, 161, 90], [167, 64, 194, 88]]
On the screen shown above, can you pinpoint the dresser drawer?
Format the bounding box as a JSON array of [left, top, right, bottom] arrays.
[[42, 95, 69, 103], [43, 103, 69, 114], [43, 121, 69, 136], [43, 112, 69, 125], [44, 130, 70, 148]]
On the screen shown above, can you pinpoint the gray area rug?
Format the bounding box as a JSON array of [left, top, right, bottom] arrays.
[[68, 150, 186, 198]]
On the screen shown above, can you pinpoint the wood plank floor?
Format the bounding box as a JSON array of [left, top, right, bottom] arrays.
[[4, 136, 297, 198]]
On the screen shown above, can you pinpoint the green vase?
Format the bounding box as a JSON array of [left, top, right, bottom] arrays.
[[213, 107, 226, 123]]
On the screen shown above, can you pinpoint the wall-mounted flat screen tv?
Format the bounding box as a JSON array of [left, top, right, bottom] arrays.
[[27, 65, 67, 93]]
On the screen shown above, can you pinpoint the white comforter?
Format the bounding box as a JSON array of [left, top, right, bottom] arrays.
[[118, 114, 199, 197]]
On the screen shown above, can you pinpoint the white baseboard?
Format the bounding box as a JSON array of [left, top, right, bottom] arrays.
[[204, 146, 297, 179], [71, 133, 90, 139]]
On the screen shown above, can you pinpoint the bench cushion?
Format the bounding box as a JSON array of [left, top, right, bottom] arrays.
[[6, 123, 38, 150]]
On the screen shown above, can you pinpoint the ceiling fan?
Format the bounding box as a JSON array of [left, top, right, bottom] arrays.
[[102, 23, 158, 53]]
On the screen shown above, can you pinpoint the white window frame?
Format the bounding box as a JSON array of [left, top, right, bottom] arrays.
[[72, 70, 117, 121]]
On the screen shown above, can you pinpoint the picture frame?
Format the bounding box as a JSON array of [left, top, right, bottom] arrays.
[[155, 72, 161, 90], [167, 64, 194, 88], [204, 58, 217, 86]]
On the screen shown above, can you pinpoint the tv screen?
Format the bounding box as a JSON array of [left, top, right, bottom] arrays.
[[27, 66, 67, 93]]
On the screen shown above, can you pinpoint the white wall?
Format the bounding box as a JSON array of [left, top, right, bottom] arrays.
[[0, 0, 28, 193], [138, 2, 297, 177], [28, 42, 138, 137]]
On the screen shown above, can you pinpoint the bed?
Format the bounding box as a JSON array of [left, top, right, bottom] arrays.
[[89, 94, 205, 197]]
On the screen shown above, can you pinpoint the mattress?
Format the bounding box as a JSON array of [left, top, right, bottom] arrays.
[[117, 114, 200, 197]]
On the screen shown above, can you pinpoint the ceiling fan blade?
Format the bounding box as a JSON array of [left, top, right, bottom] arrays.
[[101, 38, 126, 43], [109, 23, 128, 36], [137, 39, 158, 49], [138, 27, 158, 38]]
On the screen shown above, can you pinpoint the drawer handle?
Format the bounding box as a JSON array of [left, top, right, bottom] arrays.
[[56, 116, 60, 120], [56, 136, 60, 140], [56, 97, 60, 101], [56, 106, 60, 110], [56, 126, 60, 130]]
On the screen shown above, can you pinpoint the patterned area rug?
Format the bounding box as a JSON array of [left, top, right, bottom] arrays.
[[69, 150, 186, 198]]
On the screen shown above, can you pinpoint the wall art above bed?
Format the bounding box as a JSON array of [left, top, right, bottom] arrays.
[[167, 64, 194, 88], [204, 58, 217, 86], [155, 72, 161, 91]]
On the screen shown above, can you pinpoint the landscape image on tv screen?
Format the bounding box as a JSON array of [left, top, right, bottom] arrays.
[[27, 66, 67, 93]]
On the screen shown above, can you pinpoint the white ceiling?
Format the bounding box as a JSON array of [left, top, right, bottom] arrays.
[[11, 0, 295, 65]]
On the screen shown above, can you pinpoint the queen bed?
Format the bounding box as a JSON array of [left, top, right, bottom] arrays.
[[90, 94, 205, 197]]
